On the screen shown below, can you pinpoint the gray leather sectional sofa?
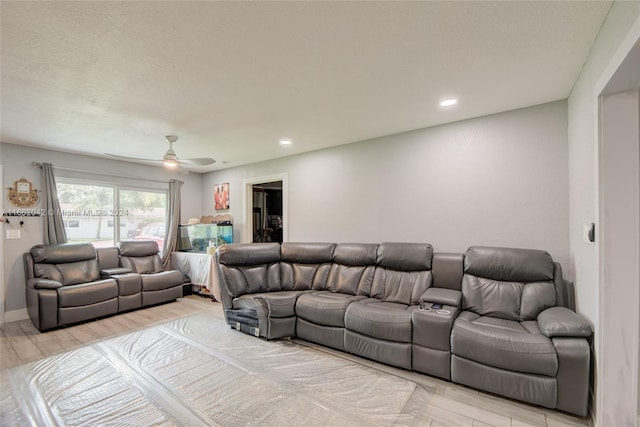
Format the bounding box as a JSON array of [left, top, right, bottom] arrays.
[[216, 242, 592, 416], [25, 241, 187, 332]]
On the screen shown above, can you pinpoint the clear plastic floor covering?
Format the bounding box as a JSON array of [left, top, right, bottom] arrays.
[[1, 313, 435, 426]]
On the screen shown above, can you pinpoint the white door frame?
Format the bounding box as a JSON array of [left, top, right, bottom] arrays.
[[242, 173, 288, 243], [592, 24, 640, 425], [0, 164, 4, 324], [597, 88, 639, 426]]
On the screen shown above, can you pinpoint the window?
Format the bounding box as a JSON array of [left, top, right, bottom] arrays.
[[119, 188, 167, 248], [57, 180, 167, 249], [57, 182, 116, 247]]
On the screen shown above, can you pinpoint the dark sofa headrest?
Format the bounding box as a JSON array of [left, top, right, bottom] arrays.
[[333, 243, 378, 266], [464, 246, 554, 282], [96, 247, 121, 269], [377, 242, 433, 271], [118, 240, 160, 257], [280, 242, 336, 264], [217, 243, 281, 265], [30, 243, 96, 264]]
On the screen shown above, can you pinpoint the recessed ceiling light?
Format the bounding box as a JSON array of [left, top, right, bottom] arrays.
[[439, 98, 458, 108], [279, 139, 292, 145]]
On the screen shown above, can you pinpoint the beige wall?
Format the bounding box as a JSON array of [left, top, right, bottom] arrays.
[[203, 100, 570, 271]]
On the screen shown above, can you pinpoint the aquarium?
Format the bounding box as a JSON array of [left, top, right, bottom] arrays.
[[177, 224, 233, 252]]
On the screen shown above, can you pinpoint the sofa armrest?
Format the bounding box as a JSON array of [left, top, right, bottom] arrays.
[[101, 267, 133, 276], [419, 288, 461, 307], [254, 293, 299, 318], [178, 271, 191, 283], [27, 278, 63, 290], [538, 306, 592, 338]]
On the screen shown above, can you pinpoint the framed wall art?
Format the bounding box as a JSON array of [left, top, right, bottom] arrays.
[[214, 183, 229, 210], [7, 178, 39, 207]]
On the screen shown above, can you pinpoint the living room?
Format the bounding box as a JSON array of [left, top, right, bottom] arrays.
[[1, 2, 639, 426]]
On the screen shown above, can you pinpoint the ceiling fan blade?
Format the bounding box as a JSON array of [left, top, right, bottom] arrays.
[[176, 166, 190, 175], [178, 157, 216, 166], [104, 153, 163, 163]]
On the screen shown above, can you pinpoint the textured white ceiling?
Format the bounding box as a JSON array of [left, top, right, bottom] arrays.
[[0, 1, 612, 172]]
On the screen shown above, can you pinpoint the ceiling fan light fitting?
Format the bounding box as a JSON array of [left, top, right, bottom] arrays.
[[105, 135, 215, 169], [439, 98, 458, 108]]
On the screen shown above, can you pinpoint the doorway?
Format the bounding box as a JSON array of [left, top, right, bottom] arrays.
[[242, 173, 288, 244], [252, 181, 283, 243]]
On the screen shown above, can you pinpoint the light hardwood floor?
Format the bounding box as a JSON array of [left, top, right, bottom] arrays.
[[0, 296, 590, 427]]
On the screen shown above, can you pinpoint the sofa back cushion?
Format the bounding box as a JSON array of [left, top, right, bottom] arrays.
[[31, 243, 100, 285], [280, 243, 334, 291], [217, 243, 281, 297], [432, 252, 464, 290], [119, 241, 163, 274], [462, 246, 556, 321], [318, 243, 378, 296], [96, 247, 120, 270], [371, 243, 433, 305]]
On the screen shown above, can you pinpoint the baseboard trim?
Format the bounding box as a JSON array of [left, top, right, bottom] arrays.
[[3, 308, 29, 323], [588, 386, 597, 426]]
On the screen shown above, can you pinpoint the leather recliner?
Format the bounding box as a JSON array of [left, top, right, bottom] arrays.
[[25, 243, 119, 331], [296, 243, 377, 351], [218, 242, 335, 339], [117, 241, 186, 307], [450, 246, 592, 416], [343, 242, 433, 370]]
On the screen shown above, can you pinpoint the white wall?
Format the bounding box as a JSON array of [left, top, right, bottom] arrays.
[[203, 100, 570, 270], [568, 0, 640, 330], [567, 1, 640, 425], [599, 88, 640, 427], [1, 142, 203, 317]]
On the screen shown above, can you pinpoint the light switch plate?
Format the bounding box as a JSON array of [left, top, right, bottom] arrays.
[[6, 229, 21, 239]]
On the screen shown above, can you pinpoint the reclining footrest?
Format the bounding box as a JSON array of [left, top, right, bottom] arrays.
[[225, 308, 260, 337]]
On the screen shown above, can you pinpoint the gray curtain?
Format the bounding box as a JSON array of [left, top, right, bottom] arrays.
[[42, 163, 67, 245], [162, 179, 182, 269]]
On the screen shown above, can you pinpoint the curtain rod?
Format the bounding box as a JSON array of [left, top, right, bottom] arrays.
[[32, 162, 183, 185]]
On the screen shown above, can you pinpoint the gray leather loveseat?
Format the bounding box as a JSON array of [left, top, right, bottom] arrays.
[[216, 242, 592, 416], [25, 241, 188, 332]]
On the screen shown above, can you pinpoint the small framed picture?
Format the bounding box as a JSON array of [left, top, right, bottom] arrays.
[[214, 183, 229, 210]]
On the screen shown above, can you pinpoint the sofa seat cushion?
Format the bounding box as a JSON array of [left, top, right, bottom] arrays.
[[296, 291, 365, 327], [140, 271, 185, 292], [57, 279, 118, 307], [344, 298, 416, 343], [233, 291, 308, 319], [113, 273, 142, 296], [451, 311, 558, 376]]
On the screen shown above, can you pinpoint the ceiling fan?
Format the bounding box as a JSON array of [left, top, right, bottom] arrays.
[[105, 135, 216, 171]]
